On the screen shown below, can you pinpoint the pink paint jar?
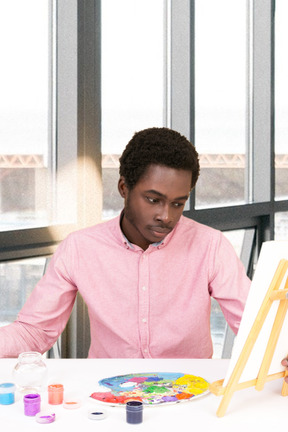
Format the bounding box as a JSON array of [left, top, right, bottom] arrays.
[[48, 384, 64, 405]]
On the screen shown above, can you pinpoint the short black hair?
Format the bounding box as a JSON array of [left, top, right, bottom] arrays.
[[119, 127, 200, 190]]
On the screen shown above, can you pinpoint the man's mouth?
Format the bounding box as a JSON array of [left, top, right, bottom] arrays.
[[149, 226, 172, 236]]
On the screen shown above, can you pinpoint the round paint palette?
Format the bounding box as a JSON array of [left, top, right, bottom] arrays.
[[90, 372, 209, 406]]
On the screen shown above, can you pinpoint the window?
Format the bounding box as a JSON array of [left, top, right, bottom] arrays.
[[275, 0, 288, 200], [101, 0, 165, 220], [0, 258, 46, 327], [195, 0, 247, 208], [2, 0, 288, 359], [0, 1, 51, 230], [0, 0, 100, 262], [275, 212, 288, 241], [0, 0, 101, 358]]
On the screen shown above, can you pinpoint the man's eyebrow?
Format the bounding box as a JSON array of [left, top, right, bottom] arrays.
[[145, 189, 189, 200]]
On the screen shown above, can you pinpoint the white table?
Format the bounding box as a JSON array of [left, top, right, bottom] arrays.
[[0, 358, 287, 431]]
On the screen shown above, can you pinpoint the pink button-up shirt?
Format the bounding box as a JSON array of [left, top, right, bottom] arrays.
[[0, 215, 250, 358]]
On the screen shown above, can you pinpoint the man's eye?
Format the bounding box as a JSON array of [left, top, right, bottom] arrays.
[[146, 197, 159, 204], [172, 202, 184, 208]]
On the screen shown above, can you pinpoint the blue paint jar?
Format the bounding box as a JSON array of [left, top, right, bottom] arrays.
[[0, 383, 16, 405], [126, 401, 143, 424]]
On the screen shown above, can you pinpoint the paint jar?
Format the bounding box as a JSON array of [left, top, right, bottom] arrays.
[[0, 383, 16, 405], [126, 401, 143, 424], [88, 409, 107, 420], [48, 384, 64, 405], [13, 352, 47, 392], [23, 393, 41, 416]]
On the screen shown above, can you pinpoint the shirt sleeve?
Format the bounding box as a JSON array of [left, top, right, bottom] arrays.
[[208, 231, 251, 334], [0, 236, 78, 358]]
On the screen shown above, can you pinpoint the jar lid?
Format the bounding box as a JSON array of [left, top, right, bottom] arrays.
[[63, 400, 81, 409], [48, 384, 64, 392], [126, 401, 143, 411], [0, 383, 16, 394], [19, 351, 42, 358], [24, 393, 41, 403], [88, 409, 107, 420], [36, 412, 56, 424]]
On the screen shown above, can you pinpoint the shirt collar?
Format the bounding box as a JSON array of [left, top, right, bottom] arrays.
[[118, 211, 175, 251]]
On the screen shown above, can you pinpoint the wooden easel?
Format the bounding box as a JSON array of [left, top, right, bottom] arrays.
[[209, 259, 288, 417]]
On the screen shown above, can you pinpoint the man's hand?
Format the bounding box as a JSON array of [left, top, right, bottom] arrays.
[[281, 357, 288, 383]]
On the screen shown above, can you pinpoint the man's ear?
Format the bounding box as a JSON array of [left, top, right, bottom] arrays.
[[118, 176, 128, 198]]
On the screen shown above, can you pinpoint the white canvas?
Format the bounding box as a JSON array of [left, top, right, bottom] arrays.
[[223, 240, 288, 386]]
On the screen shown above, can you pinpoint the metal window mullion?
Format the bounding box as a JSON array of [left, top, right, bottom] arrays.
[[48, 0, 57, 223], [56, 0, 78, 224], [169, 0, 192, 141], [60, 0, 102, 359], [249, 0, 275, 204], [164, 0, 172, 127], [77, 0, 102, 229], [240, 227, 256, 278], [169, 0, 195, 211]]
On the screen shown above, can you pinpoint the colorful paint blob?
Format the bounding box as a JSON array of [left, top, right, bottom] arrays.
[[90, 372, 209, 405]]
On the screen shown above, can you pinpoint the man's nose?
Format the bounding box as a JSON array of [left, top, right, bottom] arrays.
[[156, 204, 173, 223]]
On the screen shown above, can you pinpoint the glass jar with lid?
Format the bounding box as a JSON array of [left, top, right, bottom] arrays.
[[13, 352, 47, 392]]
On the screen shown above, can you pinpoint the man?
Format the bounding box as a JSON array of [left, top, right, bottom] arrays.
[[0, 127, 250, 358]]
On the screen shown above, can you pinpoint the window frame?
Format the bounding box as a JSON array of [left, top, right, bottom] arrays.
[[170, 0, 288, 255], [2, 0, 288, 358], [0, 0, 102, 263]]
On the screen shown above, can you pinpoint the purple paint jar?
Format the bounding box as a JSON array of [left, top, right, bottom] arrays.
[[23, 393, 41, 416]]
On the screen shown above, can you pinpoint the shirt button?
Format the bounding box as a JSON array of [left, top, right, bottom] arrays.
[[143, 349, 148, 353], [142, 286, 146, 291], [142, 318, 147, 323]]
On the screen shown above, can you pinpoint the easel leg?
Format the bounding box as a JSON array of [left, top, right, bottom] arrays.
[[215, 260, 288, 416], [216, 389, 236, 417], [256, 299, 288, 391], [281, 371, 288, 396]]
